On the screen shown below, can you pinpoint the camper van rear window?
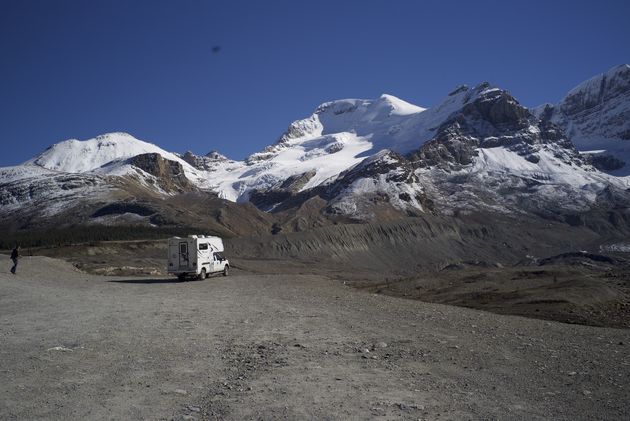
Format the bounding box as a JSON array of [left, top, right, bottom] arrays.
[[199, 244, 208, 250]]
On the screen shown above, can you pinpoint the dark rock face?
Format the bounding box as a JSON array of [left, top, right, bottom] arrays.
[[321, 151, 424, 219], [127, 153, 194, 193], [328, 151, 417, 196], [279, 170, 317, 192], [0, 174, 103, 208], [274, 111, 322, 146], [205, 150, 225, 160], [409, 85, 583, 170], [589, 154, 626, 172], [537, 64, 630, 172], [181, 150, 228, 171], [409, 123, 480, 168], [460, 86, 530, 129], [559, 65, 630, 116], [525, 154, 540, 163], [249, 151, 424, 219], [249, 189, 293, 212], [182, 151, 201, 168], [248, 170, 318, 212]]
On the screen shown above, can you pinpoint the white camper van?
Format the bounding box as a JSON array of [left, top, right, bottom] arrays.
[[167, 235, 229, 280]]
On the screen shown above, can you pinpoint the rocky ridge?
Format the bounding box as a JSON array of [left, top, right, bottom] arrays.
[[533, 64, 630, 175]]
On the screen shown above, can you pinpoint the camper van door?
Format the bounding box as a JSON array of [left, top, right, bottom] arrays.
[[179, 241, 190, 269], [211, 252, 220, 272]]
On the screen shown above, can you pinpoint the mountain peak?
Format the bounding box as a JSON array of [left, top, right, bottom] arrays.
[[205, 150, 227, 160], [610, 63, 630, 73], [376, 94, 425, 116], [272, 94, 426, 149], [95, 132, 136, 141], [538, 64, 630, 175], [28, 132, 182, 174], [181, 150, 229, 171], [565, 63, 630, 102], [313, 94, 425, 118]]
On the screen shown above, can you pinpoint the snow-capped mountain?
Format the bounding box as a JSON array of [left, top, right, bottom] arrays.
[[205, 94, 427, 203], [409, 83, 625, 218], [0, 133, 206, 227], [28, 132, 179, 173], [241, 81, 629, 219], [0, 163, 110, 219], [2, 65, 630, 232], [533, 64, 630, 175], [27, 132, 210, 186]]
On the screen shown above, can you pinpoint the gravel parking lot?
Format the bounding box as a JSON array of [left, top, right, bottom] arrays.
[[1, 256, 629, 420]]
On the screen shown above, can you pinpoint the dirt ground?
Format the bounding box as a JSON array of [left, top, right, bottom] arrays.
[[351, 264, 630, 329], [1, 256, 629, 420], [14, 240, 630, 329]]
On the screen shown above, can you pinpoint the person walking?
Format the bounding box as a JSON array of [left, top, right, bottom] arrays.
[[10, 245, 20, 274]]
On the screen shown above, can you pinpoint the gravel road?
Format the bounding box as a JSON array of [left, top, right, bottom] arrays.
[[1, 256, 629, 420]]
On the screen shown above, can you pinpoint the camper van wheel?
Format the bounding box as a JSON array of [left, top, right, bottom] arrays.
[[177, 274, 186, 282], [223, 266, 229, 276], [199, 268, 207, 280]]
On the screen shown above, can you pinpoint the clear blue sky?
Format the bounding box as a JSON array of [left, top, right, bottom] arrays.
[[1, 0, 628, 166]]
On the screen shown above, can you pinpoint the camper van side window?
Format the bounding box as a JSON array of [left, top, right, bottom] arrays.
[[199, 243, 208, 250]]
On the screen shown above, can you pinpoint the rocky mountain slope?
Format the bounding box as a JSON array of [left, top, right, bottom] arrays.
[[245, 81, 629, 221], [0, 134, 273, 236], [533, 64, 630, 175], [1, 65, 629, 239]]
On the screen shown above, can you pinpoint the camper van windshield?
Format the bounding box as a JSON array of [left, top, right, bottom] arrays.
[[199, 244, 208, 250]]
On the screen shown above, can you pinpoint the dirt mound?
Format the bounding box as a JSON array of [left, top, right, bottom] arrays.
[[538, 251, 625, 267], [356, 264, 630, 328], [227, 213, 606, 274]]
